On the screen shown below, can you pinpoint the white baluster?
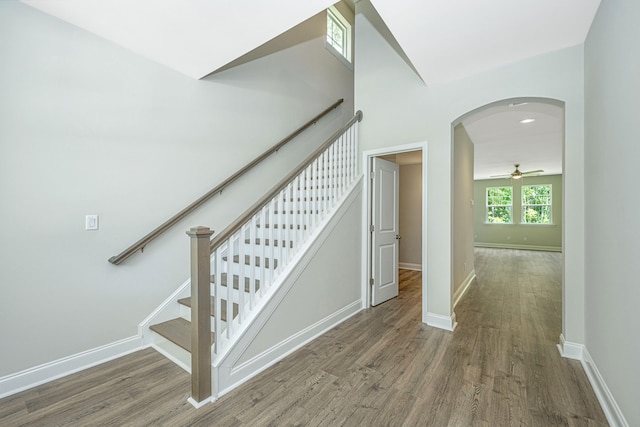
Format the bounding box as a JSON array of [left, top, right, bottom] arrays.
[[238, 226, 246, 326], [214, 247, 223, 349]]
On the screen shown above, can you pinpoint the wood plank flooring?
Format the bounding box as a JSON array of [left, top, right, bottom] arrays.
[[0, 248, 608, 426]]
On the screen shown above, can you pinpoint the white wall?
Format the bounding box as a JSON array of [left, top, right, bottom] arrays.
[[399, 163, 422, 268], [453, 124, 475, 297], [355, 0, 585, 337], [0, 2, 353, 377], [473, 175, 563, 251], [584, 0, 640, 424]]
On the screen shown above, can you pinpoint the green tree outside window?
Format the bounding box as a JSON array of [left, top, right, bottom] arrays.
[[486, 186, 513, 223], [522, 185, 552, 224]]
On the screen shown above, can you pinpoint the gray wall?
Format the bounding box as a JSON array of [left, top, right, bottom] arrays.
[[453, 124, 475, 297], [0, 2, 353, 377], [584, 0, 640, 424], [473, 175, 563, 251], [236, 187, 362, 364], [399, 163, 422, 269], [355, 0, 585, 338]]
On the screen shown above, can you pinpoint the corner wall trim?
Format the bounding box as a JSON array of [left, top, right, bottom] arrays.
[[425, 312, 457, 332], [0, 335, 144, 399]]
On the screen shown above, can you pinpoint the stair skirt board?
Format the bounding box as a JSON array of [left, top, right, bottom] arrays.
[[213, 179, 362, 397], [214, 182, 363, 397], [217, 300, 361, 397]]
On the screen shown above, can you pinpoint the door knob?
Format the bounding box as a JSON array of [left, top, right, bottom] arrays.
[[395, 234, 401, 240]]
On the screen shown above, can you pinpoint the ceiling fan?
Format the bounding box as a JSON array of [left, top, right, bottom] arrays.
[[491, 164, 544, 180]]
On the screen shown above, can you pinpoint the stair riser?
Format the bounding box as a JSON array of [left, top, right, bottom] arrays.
[[240, 243, 294, 257], [253, 225, 308, 235], [217, 263, 276, 280], [180, 304, 223, 332]]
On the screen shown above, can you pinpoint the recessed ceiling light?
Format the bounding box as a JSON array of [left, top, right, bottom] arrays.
[[520, 118, 536, 124]]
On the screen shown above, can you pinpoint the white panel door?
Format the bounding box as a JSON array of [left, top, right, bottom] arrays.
[[371, 157, 400, 306]]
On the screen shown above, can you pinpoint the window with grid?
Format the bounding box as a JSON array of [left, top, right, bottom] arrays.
[[522, 184, 552, 224], [326, 7, 351, 62], [486, 186, 513, 223]]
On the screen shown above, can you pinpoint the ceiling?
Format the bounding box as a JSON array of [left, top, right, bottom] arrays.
[[20, 0, 599, 179], [463, 101, 564, 180]]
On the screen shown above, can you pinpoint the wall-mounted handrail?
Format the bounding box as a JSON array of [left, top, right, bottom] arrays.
[[108, 99, 344, 265], [209, 110, 362, 253]]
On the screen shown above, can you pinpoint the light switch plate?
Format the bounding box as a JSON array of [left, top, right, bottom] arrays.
[[85, 214, 99, 231]]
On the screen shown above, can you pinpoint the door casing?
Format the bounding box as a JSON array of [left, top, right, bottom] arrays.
[[361, 142, 427, 322]]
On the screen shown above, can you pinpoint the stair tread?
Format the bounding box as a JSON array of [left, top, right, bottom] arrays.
[[177, 296, 238, 321], [149, 318, 213, 353]]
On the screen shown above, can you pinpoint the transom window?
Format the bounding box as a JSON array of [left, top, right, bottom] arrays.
[[326, 7, 352, 63], [486, 186, 513, 223], [522, 184, 552, 224]]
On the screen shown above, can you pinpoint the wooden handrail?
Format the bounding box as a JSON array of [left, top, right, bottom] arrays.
[[108, 99, 344, 265], [210, 110, 362, 253]]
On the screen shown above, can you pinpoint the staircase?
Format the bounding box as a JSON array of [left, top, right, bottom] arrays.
[[145, 111, 362, 403]]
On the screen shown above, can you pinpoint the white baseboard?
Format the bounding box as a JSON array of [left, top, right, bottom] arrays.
[[474, 242, 562, 252], [217, 300, 362, 397], [557, 335, 629, 427], [425, 311, 457, 332], [399, 262, 422, 271], [453, 269, 476, 308], [581, 347, 630, 427], [0, 335, 143, 399], [556, 333, 584, 360]]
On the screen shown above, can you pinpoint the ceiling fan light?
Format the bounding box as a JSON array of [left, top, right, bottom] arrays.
[[512, 174, 522, 179]]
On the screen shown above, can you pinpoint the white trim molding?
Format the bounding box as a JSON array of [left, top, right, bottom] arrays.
[[581, 348, 630, 427], [0, 336, 143, 399], [361, 141, 428, 314], [425, 312, 457, 332], [217, 300, 361, 397], [453, 269, 476, 308], [474, 242, 562, 252], [557, 335, 630, 427], [399, 263, 422, 271], [557, 333, 584, 360]]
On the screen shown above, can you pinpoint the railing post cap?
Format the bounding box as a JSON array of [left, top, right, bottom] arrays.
[[186, 226, 214, 237]]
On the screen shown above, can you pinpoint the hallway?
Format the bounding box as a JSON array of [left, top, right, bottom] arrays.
[[0, 249, 607, 426]]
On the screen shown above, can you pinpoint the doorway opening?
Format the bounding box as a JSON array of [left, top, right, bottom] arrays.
[[362, 143, 426, 317], [452, 97, 565, 331]]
